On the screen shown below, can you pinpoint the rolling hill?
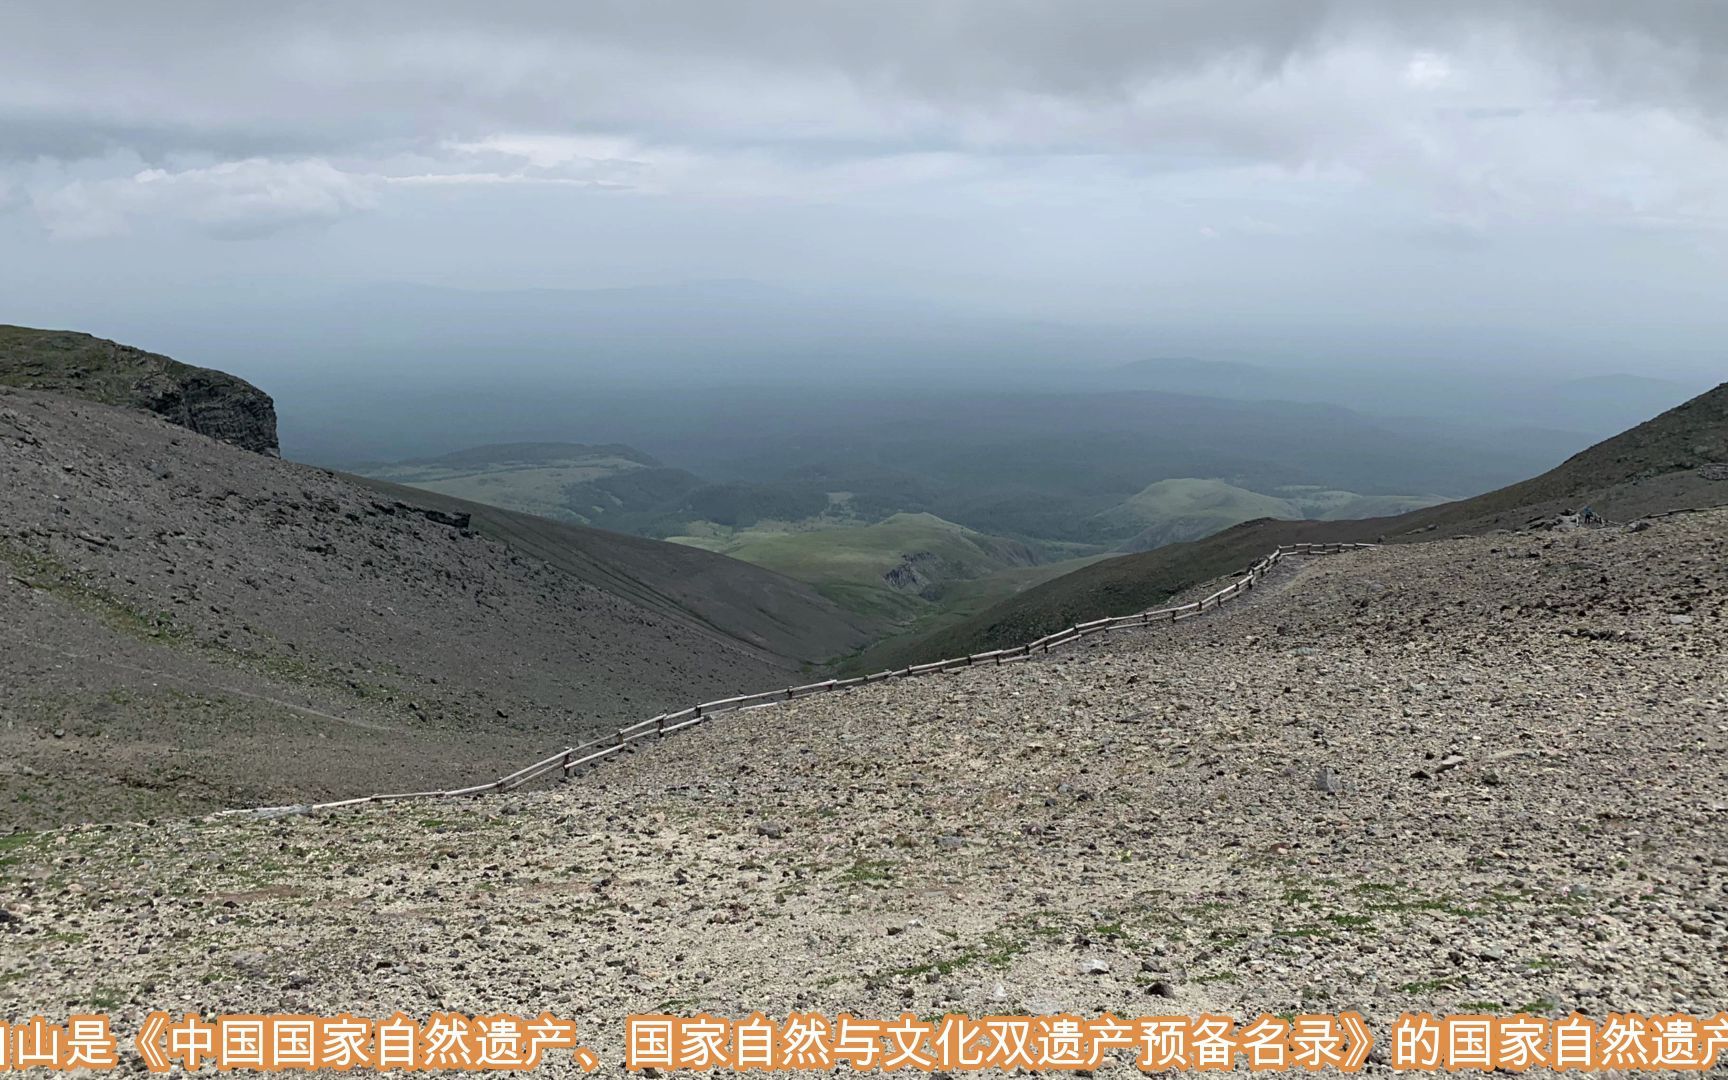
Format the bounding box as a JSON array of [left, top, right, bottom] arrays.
[[1094, 479, 1446, 552], [1089, 478, 1301, 551], [670, 512, 1041, 622], [355, 442, 676, 523], [357, 445, 1091, 627], [342, 378, 1578, 551], [353, 443, 861, 538], [860, 380, 1728, 668]]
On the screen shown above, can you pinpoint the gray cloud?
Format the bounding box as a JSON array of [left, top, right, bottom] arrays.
[[0, 1, 1724, 379], [32, 158, 376, 239], [3, 2, 1725, 163]]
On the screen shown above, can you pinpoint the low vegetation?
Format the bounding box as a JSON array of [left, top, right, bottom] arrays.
[[356, 448, 1447, 632]]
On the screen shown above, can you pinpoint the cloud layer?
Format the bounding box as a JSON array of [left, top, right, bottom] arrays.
[[8, 2, 1727, 231], [2, 1, 1725, 372], [33, 158, 375, 239]]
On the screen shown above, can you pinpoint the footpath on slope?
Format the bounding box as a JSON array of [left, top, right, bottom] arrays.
[[5, 511, 1722, 1077], [235, 542, 1371, 817]]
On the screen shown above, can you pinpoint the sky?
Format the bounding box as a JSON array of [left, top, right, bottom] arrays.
[[2, 1, 1727, 380]]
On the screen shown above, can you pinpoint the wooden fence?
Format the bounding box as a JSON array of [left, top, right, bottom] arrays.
[[233, 541, 1375, 816]]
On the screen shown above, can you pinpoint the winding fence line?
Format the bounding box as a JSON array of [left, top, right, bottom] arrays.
[[236, 541, 1374, 817]]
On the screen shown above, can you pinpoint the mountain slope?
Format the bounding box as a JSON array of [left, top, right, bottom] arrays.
[[1094, 478, 1301, 551], [0, 324, 279, 454], [1385, 379, 1728, 532], [10, 511, 1723, 1051], [343, 473, 882, 664], [867, 381, 1728, 666], [0, 386, 872, 825]]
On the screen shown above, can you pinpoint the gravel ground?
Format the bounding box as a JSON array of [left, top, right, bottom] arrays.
[[2, 510, 1724, 1076]]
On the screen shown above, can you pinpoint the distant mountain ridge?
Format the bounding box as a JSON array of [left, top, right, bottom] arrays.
[[1107, 355, 1709, 439]]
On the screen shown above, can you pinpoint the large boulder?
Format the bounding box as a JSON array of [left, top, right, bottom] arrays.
[[0, 325, 278, 454]]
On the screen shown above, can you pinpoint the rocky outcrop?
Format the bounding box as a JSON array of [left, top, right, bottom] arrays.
[[883, 550, 944, 595], [133, 365, 280, 455], [0, 324, 278, 454]]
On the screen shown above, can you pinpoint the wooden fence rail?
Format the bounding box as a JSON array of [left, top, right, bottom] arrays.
[[229, 541, 1375, 817]]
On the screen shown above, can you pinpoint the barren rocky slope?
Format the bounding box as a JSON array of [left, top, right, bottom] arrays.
[[0, 388, 864, 826], [4, 509, 1722, 1074], [343, 474, 882, 665]]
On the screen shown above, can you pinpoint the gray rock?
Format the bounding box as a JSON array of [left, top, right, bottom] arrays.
[[233, 950, 269, 971]]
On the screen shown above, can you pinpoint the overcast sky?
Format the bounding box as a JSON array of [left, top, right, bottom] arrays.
[[3, 1, 1726, 377]]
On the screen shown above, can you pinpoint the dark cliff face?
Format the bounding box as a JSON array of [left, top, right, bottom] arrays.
[[0, 325, 279, 454], [131, 365, 281, 455]]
